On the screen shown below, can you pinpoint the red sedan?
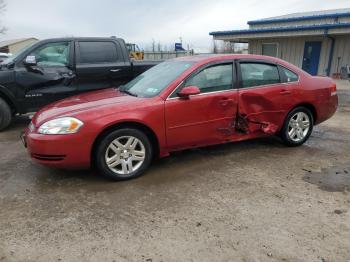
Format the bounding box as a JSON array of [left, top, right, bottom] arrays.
[[23, 55, 338, 180]]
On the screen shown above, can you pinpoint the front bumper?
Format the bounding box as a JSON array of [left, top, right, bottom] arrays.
[[23, 128, 93, 169]]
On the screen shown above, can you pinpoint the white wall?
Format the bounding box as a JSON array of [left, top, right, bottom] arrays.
[[248, 36, 350, 76], [330, 35, 350, 74]]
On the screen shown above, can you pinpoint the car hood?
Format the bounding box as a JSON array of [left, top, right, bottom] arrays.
[[33, 88, 139, 126]]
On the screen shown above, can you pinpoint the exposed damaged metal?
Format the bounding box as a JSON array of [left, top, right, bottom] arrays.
[[218, 97, 281, 136]]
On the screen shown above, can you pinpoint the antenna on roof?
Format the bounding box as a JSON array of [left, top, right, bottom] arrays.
[[111, 36, 117, 39]]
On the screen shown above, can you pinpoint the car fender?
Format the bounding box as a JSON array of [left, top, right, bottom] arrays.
[[90, 110, 168, 157]]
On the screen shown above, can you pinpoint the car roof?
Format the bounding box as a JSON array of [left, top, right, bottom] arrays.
[[171, 54, 304, 74], [173, 54, 282, 63]]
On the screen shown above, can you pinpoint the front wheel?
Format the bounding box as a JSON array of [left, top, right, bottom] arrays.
[[95, 128, 153, 180], [281, 107, 313, 147]]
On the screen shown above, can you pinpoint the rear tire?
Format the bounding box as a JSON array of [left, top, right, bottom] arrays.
[[0, 98, 12, 131], [281, 107, 313, 147], [95, 128, 153, 181]]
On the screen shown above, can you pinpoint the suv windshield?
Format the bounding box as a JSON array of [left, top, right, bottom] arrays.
[[120, 61, 194, 98]]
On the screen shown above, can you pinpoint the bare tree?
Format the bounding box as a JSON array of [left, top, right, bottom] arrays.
[[0, 0, 6, 34]]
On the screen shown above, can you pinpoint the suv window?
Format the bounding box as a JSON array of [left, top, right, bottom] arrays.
[[77, 41, 118, 64], [281, 67, 299, 82], [31, 42, 70, 67], [240, 63, 280, 88], [185, 64, 233, 94]]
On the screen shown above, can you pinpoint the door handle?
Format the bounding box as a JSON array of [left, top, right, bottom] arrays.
[[219, 98, 234, 107], [280, 90, 291, 95], [59, 71, 76, 86], [110, 69, 121, 73]]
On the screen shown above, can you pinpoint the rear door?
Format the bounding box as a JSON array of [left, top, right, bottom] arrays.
[[75, 40, 132, 92], [165, 62, 238, 150], [237, 60, 299, 134]]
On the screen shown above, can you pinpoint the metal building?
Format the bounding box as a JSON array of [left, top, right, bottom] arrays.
[[210, 8, 350, 76]]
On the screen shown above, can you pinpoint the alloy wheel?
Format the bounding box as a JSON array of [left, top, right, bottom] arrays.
[[287, 112, 310, 142], [105, 136, 146, 175]]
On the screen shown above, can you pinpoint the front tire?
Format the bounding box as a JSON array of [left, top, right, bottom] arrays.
[[0, 98, 12, 131], [281, 107, 313, 147], [95, 128, 153, 180]]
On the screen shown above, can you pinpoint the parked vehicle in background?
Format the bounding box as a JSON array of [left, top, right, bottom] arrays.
[[0, 37, 159, 131], [0, 52, 12, 63], [22, 54, 338, 181], [126, 43, 144, 60]]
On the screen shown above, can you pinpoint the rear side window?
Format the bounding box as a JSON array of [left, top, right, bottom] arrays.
[[77, 41, 118, 64], [281, 67, 299, 82], [240, 63, 280, 88]]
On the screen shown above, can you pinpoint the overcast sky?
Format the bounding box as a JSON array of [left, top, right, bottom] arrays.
[[1, 0, 350, 52]]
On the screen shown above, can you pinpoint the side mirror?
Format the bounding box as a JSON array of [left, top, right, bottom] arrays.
[[24, 55, 37, 66], [177, 86, 200, 98]]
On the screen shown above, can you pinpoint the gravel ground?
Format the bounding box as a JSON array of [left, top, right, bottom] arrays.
[[0, 80, 349, 262]]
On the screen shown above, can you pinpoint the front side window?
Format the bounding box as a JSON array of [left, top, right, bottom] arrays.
[[77, 41, 118, 64], [281, 67, 299, 82], [185, 64, 233, 94], [30, 42, 70, 67], [240, 63, 280, 88]]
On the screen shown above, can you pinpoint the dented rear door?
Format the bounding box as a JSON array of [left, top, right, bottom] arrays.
[[236, 60, 298, 134]]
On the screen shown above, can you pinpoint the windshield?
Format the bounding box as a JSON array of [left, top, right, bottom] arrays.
[[120, 61, 194, 98]]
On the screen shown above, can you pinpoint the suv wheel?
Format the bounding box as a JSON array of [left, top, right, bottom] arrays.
[[0, 98, 12, 131], [281, 107, 313, 147], [95, 128, 153, 180]]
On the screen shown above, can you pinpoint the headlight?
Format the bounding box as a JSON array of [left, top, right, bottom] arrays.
[[38, 117, 84, 135]]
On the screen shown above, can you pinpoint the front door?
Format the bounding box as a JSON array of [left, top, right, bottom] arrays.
[[16, 41, 77, 112], [302, 41, 321, 75], [165, 62, 238, 150], [237, 61, 298, 134]]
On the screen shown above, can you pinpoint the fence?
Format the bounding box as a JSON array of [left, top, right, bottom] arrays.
[[144, 50, 194, 60]]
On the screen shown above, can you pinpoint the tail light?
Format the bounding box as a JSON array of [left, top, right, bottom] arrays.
[[330, 83, 337, 96]]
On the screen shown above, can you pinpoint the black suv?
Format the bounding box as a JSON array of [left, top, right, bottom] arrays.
[[0, 37, 158, 130]]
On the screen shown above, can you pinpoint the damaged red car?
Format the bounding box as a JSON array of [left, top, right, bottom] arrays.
[[23, 54, 338, 180]]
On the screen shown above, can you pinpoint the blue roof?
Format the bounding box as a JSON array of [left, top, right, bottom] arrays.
[[248, 9, 350, 25], [209, 22, 350, 36]]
